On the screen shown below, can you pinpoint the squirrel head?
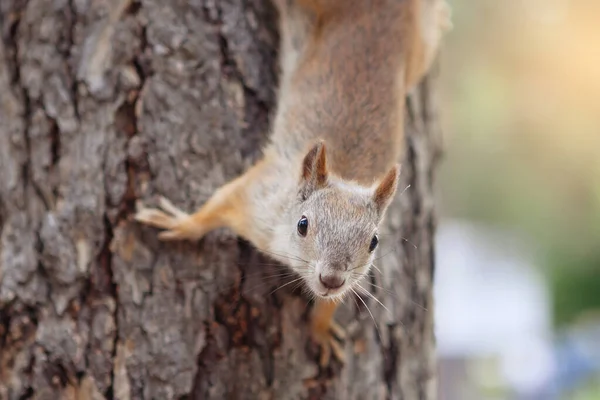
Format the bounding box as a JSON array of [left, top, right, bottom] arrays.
[[272, 141, 400, 299]]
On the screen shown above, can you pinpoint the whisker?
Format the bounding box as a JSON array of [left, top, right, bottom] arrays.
[[351, 287, 382, 342], [373, 248, 396, 262], [353, 279, 429, 312], [355, 283, 390, 314], [239, 261, 293, 268], [260, 249, 312, 266], [242, 272, 308, 295], [242, 268, 310, 278], [349, 291, 361, 312], [399, 184, 411, 197], [347, 263, 362, 272], [348, 258, 379, 273], [273, 249, 312, 265], [242, 276, 303, 290], [261, 250, 306, 264], [291, 279, 306, 293], [269, 276, 307, 295], [359, 280, 397, 298], [404, 297, 428, 312], [242, 273, 304, 290], [377, 232, 418, 251], [369, 263, 383, 275], [399, 236, 418, 249]]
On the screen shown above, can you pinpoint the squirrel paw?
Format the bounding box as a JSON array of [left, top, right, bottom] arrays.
[[134, 196, 201, 241], [311, 316, 347, 366]]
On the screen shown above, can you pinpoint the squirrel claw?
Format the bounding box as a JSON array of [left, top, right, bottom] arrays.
[[134, 208, 178, 229], [312, 317, 346, 367], [157, 229, 189, 241], [157, 196, 189, 219], [318, 334, 346, 367], [328, 319, 346, 340], [134, 197, 199, 241]]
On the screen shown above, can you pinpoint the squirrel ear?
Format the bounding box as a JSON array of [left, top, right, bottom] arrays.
[[372, 164, 401, 214], [300, 140, 328, 195]]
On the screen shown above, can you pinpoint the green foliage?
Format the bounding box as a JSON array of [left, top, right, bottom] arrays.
[[566, 378, 600, 400], [550, 250, 600, 327]]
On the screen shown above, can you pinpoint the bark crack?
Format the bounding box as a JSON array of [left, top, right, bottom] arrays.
[[7, 5, 51, 215], [2, 14, 48, 398], [4, 3, 78, 395], [100, 214, 119, 400], [5, 5, 33, 215], [102, 13, 150, 397], [65, 0, 80, 120], [48, 116, 61, 203]]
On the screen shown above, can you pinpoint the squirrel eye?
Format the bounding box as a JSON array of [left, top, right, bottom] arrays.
[[297, 216, 309, 237], [369, 234, 379, 252]]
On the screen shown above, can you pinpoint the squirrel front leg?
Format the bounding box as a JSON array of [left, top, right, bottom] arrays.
[[134, 160, 266, 243], [311, 299, 347, 366]]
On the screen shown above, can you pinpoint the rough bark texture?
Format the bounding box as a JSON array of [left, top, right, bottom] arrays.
[[0, 0, 442, 399]]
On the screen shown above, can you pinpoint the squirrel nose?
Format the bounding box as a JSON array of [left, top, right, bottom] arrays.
[[319, 273, 345, 290]]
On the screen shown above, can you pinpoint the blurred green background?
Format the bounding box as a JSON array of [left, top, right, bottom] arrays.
[[438, 0, 600, 328], [436, 1, 599, 398]]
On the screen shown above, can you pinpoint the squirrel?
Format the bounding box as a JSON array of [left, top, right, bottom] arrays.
[[135, 0, 451, 366]]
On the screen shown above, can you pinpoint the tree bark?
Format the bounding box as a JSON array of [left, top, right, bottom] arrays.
[[0, 0, 442, 399]]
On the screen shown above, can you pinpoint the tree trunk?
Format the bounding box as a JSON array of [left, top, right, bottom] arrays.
[[0, 0, 442, 399]]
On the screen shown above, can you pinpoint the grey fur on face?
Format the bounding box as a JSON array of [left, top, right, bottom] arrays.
[[267, 143, 398, 299]]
